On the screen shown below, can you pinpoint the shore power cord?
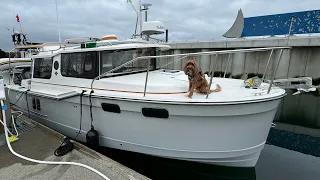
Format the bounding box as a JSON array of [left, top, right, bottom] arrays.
[[0, 100, 111, 180]]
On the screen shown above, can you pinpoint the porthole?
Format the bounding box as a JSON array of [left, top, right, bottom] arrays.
[[53, 61, 59, 70], [142, 108, 169, 119], [101, 103, 121, 113]]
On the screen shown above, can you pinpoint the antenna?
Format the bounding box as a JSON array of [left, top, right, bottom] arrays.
[[141, 3, 152, 22], [127, 0, 139, 39], [55, 0, 62, 44]]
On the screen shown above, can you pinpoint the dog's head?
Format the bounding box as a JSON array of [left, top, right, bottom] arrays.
[[183, 60, 199, 80]]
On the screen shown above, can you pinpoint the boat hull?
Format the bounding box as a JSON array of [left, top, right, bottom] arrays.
[[8, 89, 282, 167]]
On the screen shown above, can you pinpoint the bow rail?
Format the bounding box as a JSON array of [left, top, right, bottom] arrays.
[[90, 46, 292, 98]]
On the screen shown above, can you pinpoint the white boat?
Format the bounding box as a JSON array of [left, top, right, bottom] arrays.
[[0, 31, 39, 85], [0, 31, 69, 85], [5, 6, 315, 167]]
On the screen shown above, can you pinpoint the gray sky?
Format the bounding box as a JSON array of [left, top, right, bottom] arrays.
[[0, 0, 318, 51]]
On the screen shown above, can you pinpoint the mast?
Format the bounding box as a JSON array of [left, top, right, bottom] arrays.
[[55, 0, 62, 45], [139, 0, 142, 38]]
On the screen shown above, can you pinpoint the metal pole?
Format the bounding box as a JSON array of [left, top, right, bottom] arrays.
[[139, 0, 142, 38], [129, 2, 139, 38], [206, 54, 218, 99], [262, 49, 274, 80], [18, 22, 23, 34], [55, 0, 61, 44], [223, 54, 231, 78], [8, 48, 16, 85], [287, 16, 294, 46], [165, 29, 168, 42], [267, 49, 283, 94], [143, 59, 150, 97], [145, 10, 147, 22]]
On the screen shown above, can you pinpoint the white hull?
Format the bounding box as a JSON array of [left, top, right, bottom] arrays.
[[8, 88, 281, 167]]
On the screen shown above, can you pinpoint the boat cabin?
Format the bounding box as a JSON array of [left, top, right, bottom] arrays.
[[31, 39, 170, 80], [16, 37, 186, 99]]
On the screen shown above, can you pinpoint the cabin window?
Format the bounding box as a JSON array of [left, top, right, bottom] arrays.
[[61, 52, 98, 79], [33, 57, 53, 79], [100, 48, 156, 75]]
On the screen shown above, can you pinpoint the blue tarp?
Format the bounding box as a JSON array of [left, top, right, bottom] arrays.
[[241, 9, 320, 37]]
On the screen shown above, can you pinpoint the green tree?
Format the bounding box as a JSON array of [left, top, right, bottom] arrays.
[[0, 49, 6, 58]]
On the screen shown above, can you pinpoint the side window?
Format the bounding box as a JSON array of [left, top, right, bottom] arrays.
[[100, 48, 156, 75], [33, 57, 53, 79], [100, 51, 113, 73], [61, 52, 98, 79]]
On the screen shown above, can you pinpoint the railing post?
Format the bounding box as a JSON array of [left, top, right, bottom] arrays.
[[223, 53, 232, 78], [8, 48, 16, 85], [267, 49, 284, 94], [143, 58, 150, 97], [262, 49, 274, 80], [206, 53, 218, 99]]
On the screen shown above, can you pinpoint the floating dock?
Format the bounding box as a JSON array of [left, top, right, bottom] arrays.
[[0, 114, 150, 180]]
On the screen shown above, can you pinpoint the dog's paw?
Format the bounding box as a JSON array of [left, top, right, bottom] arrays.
[[185, 94, 192, 98]]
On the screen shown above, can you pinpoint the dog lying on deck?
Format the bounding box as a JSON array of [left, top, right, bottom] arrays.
[[183, 60, 221, 98]]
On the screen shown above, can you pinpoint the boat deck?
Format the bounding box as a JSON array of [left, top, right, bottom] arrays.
[[27, 69, 286, 104], [0, 114, 149, 180], [95, 70, 286, 103]]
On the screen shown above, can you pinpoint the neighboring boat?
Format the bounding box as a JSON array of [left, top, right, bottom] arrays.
[[5, 7, 316, 168], [0, 31, 37, 85], [0, 31, 66, 85]]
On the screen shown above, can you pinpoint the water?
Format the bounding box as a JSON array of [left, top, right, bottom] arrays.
[[96, 128, 320, 180], [98, 146, 256, 180]]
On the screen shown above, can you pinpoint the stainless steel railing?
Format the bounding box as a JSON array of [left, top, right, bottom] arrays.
[[91, 46, 291, 98]]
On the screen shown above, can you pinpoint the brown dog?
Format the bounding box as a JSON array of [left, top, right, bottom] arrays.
[[183, 60, 221, 98]]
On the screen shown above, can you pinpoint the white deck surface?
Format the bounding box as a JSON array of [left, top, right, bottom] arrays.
[[95, 70, 286, 103], [11, 69, 286, 104]]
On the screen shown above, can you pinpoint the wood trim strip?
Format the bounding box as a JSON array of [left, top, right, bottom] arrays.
[[0, 60, 32, 65]]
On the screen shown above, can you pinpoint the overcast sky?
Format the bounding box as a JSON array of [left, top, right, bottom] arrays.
[[0, 0, 318, 51]]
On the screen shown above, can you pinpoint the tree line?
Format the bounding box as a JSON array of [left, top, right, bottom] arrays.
[[0, 49, 15, 58]]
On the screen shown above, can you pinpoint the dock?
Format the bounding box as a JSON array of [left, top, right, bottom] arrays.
[[0, 114, 150, 180]]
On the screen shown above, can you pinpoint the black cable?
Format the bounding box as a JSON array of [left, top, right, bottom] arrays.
[[25, 90, 30, 118], [74, 90, 86, 141], [54, 137, 74, 157], [10, 90, 25, 106], [89, 90, 94, 127]]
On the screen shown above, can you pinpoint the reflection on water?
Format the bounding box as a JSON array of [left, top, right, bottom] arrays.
[[97, 147, 256, 180]]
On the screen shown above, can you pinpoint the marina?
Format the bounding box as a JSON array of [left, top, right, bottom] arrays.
[[0, 1, 320, 179]]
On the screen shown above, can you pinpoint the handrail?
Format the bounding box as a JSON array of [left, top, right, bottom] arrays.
[[223, 54, 232, 78], [267, 49, 284, 93], [262, 49, 274, 79], [8, 47, 17, 85], [206, 54, 218, 98], [90, 46, 292, 96]]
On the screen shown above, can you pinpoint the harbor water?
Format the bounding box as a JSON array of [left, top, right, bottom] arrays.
[[97, 128, 320, 180]]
